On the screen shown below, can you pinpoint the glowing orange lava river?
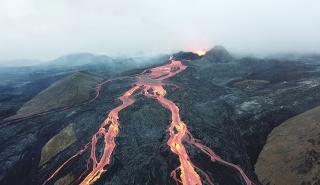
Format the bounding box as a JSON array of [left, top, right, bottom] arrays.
[[43, 57, 253, 185]]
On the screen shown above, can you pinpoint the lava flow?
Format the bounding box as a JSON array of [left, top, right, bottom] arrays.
[[43, 57, 253, 185]]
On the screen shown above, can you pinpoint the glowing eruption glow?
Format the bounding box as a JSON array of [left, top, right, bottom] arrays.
[[195, 50, 206, 56], [43, 57, 253, 185]]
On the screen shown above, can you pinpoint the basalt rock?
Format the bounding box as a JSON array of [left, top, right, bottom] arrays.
[[54, 173, 74, 185], [172, 51, 202, 61]]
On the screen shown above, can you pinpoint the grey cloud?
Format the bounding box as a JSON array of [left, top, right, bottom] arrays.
[[0, 0, 319, 62]]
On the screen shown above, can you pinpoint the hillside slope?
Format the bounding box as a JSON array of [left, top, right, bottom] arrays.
[[6, 71, 102, 120], [255, 106, 320, 185]]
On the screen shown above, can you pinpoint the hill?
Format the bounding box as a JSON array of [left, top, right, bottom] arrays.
[[6, 71, 102, 120], [255, 106, 320, 185]]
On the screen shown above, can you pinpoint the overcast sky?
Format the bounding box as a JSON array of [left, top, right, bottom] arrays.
[[0, 0, 319, 61]]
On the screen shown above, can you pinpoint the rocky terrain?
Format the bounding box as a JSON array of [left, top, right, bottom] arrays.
[[0, 46, 320, 185]]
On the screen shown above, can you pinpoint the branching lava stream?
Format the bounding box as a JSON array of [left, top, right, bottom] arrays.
[[43, 57, 253, 185]]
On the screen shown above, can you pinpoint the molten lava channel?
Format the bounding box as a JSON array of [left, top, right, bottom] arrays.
[[43, 58, 253, 185]]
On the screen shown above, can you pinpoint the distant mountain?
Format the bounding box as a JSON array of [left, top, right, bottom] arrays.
[[0, 59, 42, 67], [48, 53, 114, 67], [45, 53, 169, 76]]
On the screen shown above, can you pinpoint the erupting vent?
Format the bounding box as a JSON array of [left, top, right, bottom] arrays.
[[195, 50, 206, 56]]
